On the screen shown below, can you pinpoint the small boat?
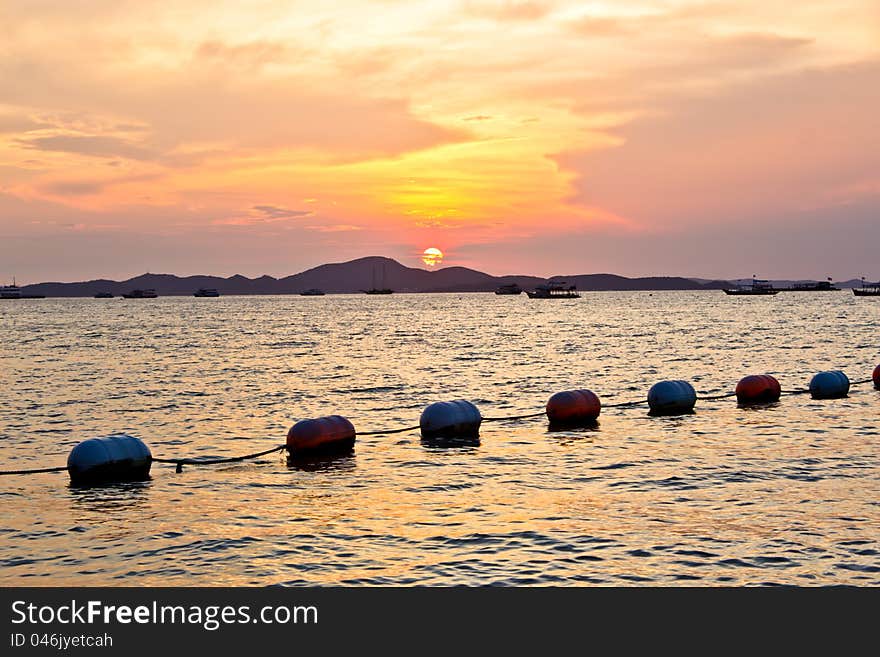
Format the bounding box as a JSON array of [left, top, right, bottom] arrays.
[[526, 282, 580, 299], [363, 263, 393, 294], [0, 279, 45, 299], [853, 278, 880, 296], [776, 279, 840, 292], [723, 277, 778, 296], [193, 288, 220, 297], [94, 292, 114, 298], [495, 284, 522, 295], [122, 289, 158, 299], [300, 289, 326, 296], [0, 284, 21, 299]]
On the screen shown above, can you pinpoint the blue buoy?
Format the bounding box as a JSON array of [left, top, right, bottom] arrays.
[[809, 370, 850, 399], [419, 400, 481, 438], [647, 380, 697, 415], [67, 434, 152, 485]]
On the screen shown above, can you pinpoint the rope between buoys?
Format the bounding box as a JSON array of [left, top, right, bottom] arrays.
[[481, 411, 546, 422], [1, 445, 288, 477], [0, 465, 68, 476], [151, 444, 286, 467], [696, 392, 739, 401], [603, 399, 648, 408], [358, 425, 422, 436]]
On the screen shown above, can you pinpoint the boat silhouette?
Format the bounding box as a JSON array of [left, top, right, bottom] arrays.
[[122, 289, 158, 299], [723, 277, 778, 296], [526, 282, 580, 299], [363, 262, 393, 294], [495, 283, 522, 295], [0, 278, 45, 299], [775, 277, 840, 292], [853, 277, 880, 296]]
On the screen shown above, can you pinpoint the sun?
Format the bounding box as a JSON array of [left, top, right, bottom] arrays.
[[422, 247, 444, 268]]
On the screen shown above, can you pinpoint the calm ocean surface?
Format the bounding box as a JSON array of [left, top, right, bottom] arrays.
[[1, 292, 878, 586]]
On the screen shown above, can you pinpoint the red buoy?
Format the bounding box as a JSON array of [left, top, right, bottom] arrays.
[[286, 415, 355, 455], [546, 389, 601, 425], [873, 364, 880, 389], [735, 374, 781, 404]]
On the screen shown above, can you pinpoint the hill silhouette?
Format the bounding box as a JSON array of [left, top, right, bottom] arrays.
[[20, 256, 732, 296]]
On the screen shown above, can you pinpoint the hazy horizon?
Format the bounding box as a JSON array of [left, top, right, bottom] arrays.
[[10, 253, 876, 286], [2, 1, 878, 282]]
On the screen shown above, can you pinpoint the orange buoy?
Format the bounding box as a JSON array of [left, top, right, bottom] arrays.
[[546, 389, 601, 425], [735, 374, 781, 404], [873, 364, 880, 389], [286, 415, 355, 455]]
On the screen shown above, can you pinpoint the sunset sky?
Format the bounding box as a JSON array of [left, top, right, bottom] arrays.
[[1, 1, 878, 282]]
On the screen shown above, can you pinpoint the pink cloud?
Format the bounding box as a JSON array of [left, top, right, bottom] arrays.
[[555, 60, 880, 230]]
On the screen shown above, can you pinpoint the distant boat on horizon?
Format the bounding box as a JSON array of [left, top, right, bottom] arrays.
[[526, 282, 580, 299], [300, 288, 326, 296], [775, 278, 840, 292], [193, 288, 220, 297], [495, 283, 522, 295], [0, 279, 45, 299], [94, 292, 114, 298], [853, 277, 880, 296], [363, 262, 394, 295], [723, 277, 779, 296], [122, 289, 158, 299]]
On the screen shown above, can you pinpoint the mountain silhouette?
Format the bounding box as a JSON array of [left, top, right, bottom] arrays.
[[20, 256, 732, 296]]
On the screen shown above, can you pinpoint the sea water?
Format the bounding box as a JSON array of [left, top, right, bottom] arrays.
[[1, 292, 878, 585]]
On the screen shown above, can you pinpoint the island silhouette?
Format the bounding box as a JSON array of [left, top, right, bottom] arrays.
[[20, 255, 854, 297]]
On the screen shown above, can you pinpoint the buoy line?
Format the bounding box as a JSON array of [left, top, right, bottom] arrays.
[[152, 445, 287, 472], [0, 446, 286, 477], [0, 465, 69, 476], [695, 392, 740, 401], [358, 425, 422, 436], [778, 377, 873, 396], [1, 370, 878, 484], [602, 399, 648, 408], [481, 411, 546, 422]]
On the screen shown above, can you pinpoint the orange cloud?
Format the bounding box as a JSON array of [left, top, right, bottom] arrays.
[[1, 1, 878, 281]]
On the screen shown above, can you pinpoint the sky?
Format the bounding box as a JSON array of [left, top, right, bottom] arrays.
[[1, 0, 878, 282]]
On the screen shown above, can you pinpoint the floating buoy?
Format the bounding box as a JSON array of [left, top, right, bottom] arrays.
[[420, 400, 481, 439], [809, 371, 850, 399], [735, 374, 781, 404], [647, 380, 696, 415], [286, 415, 356, 455], [873, 364, 880, 389], [546, 389, 601, 425], [67, 434, 152, 485]]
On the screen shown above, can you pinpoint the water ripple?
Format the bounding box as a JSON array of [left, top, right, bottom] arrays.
[[1, 292, 878, 585]]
